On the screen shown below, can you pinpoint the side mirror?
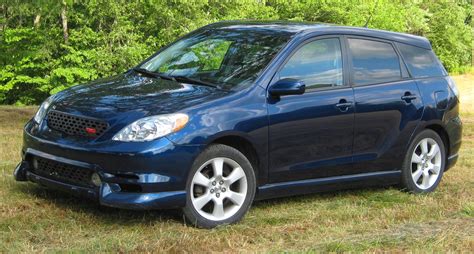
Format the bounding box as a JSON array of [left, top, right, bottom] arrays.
[[269, 78, 306, 97]]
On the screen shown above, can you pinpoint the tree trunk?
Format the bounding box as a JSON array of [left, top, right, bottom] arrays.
[[3, 4, 8, 31], [0, 4, 4, 31], [34, 14, 41, 28], [61, 1, 68, 43]]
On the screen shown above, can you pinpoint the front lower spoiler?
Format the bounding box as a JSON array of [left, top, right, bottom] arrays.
[[15, 161, 186, 210]]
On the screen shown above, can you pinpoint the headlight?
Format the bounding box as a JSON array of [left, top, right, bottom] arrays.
[[33, 95, 56, 124], [112, 113, 189, 142]]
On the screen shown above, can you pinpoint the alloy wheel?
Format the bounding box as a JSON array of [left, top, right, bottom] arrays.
[[410, 138, 442, 190], [190, 157, 248, 221]]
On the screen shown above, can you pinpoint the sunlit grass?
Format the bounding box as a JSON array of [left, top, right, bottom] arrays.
[[0, 74, 473, 252]]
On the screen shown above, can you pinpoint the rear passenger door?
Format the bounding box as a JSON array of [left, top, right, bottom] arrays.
[[346, 37, 424, 174]]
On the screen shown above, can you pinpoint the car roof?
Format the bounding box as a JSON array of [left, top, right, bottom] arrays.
[[206, 21, 432, 50]]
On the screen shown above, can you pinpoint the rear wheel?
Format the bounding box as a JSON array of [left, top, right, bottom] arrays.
[[401, 129, 446, 193], [183, 144, 256, 228]]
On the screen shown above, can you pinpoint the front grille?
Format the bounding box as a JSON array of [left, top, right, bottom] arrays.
[[31, 156, 94, 188], [47, 110, 108, 137]]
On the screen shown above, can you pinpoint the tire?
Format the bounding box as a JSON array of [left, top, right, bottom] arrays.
[[401, 129, 446, 193], [182, 144, 256, 228]]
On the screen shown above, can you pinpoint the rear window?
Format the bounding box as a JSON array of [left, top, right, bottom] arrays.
[[397, 43, 446, 78], [348, 38, 402, 86]]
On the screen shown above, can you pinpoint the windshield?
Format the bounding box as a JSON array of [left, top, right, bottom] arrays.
[[140, 28, 292, 90]]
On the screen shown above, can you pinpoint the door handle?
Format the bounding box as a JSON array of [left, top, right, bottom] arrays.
[[401, 92, 417, 103], [336, 99, 353, 112]]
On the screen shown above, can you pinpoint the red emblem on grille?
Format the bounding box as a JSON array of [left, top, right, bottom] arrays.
[[85, 127, 97, 135]]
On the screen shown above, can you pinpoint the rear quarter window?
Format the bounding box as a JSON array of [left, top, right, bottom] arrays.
[[397, 43, 447, 78]]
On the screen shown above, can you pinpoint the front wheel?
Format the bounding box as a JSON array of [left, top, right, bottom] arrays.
[[401, 129, 446, 193], [183, 144, 256, 228]]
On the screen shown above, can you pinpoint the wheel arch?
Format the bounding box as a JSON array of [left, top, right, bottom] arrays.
[[408, 121, 450, 169], [424, 123, 450, 164], [205, 133, 262, 185]]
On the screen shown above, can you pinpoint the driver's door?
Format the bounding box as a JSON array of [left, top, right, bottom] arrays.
[[267, 37, 355, 182]]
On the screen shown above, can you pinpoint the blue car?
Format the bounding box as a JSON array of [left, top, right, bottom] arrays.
[[14, 21, 462, 228]]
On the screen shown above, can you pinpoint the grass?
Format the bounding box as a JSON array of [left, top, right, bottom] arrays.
[[1, 74, 473, 252]]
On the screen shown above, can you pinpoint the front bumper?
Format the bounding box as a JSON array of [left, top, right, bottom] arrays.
[[15, 160, 186, 210], [16, 123, 203, 210]]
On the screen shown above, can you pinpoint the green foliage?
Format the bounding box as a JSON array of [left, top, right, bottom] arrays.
[[0, 0, 471, 105], [423, 0, 472, 72]]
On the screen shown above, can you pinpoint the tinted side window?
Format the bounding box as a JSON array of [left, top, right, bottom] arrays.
[[348, 38, 401, 85], [280, 38, 343, 90], [397, 43, 446, 78]]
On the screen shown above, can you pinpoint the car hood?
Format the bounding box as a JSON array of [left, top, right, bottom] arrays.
[[50, 73, 231, 123]]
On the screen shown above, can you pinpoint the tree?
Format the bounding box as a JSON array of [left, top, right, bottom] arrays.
[[0, 0, 471, 105], [61, 0, 68, 43]]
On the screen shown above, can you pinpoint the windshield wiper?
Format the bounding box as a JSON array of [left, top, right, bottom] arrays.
[[170, 75, 222, 89], [133, 68, 160, 78], [132, 68, 175, 81], [133, 68, 222, 89]]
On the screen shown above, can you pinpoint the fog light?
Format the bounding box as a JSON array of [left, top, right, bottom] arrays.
[[91, 173, 102, 187]]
